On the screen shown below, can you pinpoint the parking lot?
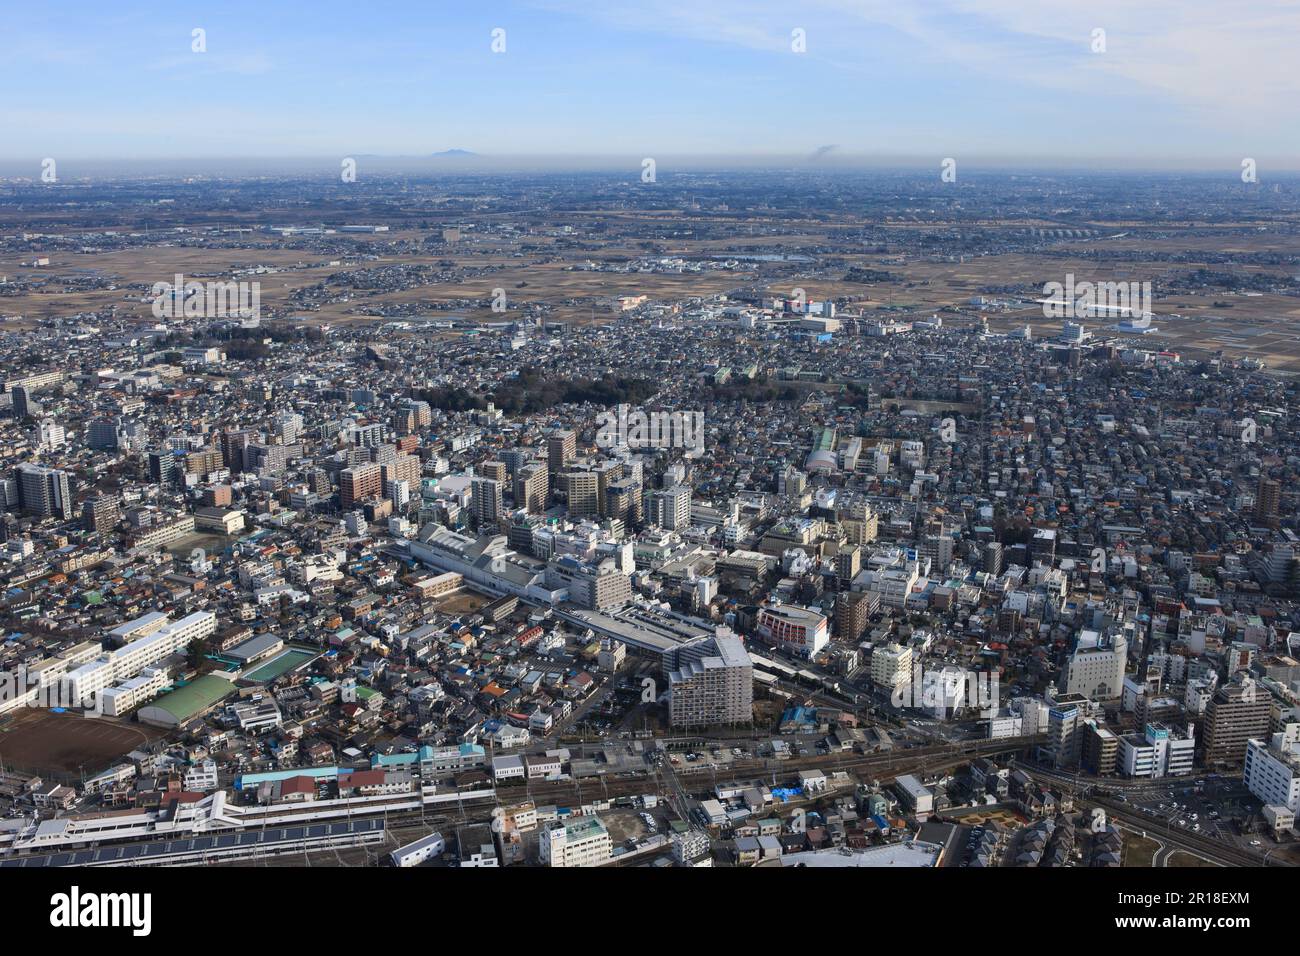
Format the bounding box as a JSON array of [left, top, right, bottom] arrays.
[[1113, 776, 1265, 848]]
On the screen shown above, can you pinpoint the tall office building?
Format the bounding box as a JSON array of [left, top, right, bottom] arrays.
[[1047, 699, 1084, 769], [88, 417, 125, 452], [1081, 720, 1119, 775], [1244, 723, 1300, 813], [340, 462, 382, 509], [16, 464, 72, 520], [11, 385, 38, 421], [540, 816, 611, 868], [1203, 678, 1272, 766]]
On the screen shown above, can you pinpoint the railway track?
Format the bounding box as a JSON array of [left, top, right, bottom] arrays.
[[491, 735, 1042, 807], [1090, 796, 1290, 868], [1012, 764, 1288, 868]]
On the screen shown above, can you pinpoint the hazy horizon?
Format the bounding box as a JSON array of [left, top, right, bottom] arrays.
[[5, 153, 1300, 180], [5, 0, 1300, 169]]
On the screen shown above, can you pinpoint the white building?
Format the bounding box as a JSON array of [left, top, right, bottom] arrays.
[[894, 774, 934, 820], [1118, 723, 1195, 779], [184, 759, 219, 792], [871, 643, 913, 690], [539, 815, 612, 867], [672, 828, 711, 864], [756, 604, 828, 657], [1244, 723, 1300, 813], [491, 754, 526, 781], [66, 611, 216, 705], [100, 665, 171, 717], [390, 831, 445, 867], [987, 711, 1023, 739], [1062, 629, 1127, 701]]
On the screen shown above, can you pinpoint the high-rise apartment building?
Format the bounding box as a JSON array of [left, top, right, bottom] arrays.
[[557, 470, 599, 518], [17, 464, 72, 519], [83, 495, 121, 533], [514, 460, 549, 514], [983, 540, 1004, 576], [605, 476, 642, 525], [835, 546, 861, 585], [871, 642, 913, 690], [834, 589, 876, 640], [340, 463, 382, 509], [647, 485, 692, 531], [479, 460, 508, 484], [547, 430, 576, 475], [668, 632, 753, 729], [471, 476, 503, 529], [1256, 477, 1281, 524]]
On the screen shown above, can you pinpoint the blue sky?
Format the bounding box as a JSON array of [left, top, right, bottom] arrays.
[[4, 1, 1299, 166]]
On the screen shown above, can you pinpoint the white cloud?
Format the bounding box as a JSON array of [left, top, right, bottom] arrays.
[[539, 0, 1300, 127]]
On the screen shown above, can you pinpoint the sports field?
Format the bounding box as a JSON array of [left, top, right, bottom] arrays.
[[241, 646, 318, 684], [0, 708, 164, 779]]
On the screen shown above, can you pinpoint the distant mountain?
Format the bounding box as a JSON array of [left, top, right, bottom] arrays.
[[431, 149, 476, 157]]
